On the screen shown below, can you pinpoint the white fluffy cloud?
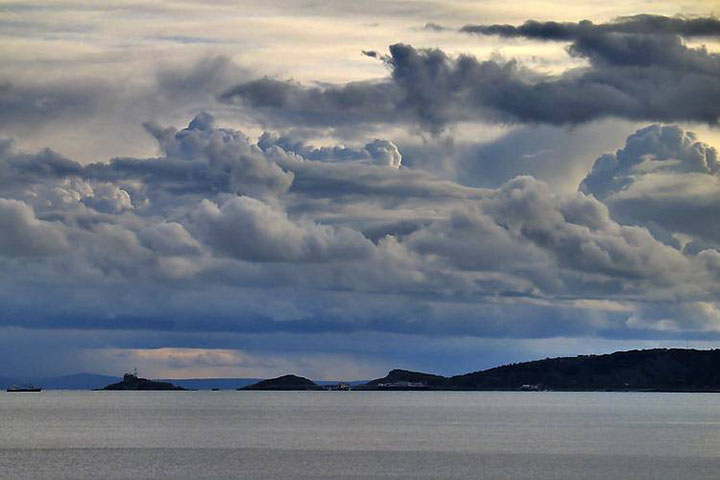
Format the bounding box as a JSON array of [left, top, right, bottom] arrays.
[[580, 124, 720, 250], [581, 124, 719, 199]]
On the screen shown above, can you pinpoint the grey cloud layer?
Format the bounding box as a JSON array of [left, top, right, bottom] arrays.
[[220, 16, 720, 129], [1, 114, 719, 338], [460, 14, 720, 40], [0, 198, 69, 256], [192, 196, 375, 262]]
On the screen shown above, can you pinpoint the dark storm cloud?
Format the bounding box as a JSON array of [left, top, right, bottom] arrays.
[[566, 29, 720, 74], [460, 14, 720, 40], [220, 29, 720, 129], [219, 76, 399, 126]]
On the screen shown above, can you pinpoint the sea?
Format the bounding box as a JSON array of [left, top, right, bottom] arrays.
[[1, 391, 720, 479]]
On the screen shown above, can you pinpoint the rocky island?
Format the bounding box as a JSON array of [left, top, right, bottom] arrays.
[[241, 374, 322, 390], [101, 372, 185, 391]]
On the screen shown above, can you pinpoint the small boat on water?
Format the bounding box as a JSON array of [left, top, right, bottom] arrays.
[[6, 384, 42, 392]]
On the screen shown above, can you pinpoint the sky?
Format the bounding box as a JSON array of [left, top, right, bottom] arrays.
[[1, 0, 720, 380]]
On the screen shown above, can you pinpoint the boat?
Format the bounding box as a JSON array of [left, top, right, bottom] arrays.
[[6, 384, 42, 392]]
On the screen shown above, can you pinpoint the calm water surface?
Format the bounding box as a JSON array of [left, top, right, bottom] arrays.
[[1, 391, 719, 479]]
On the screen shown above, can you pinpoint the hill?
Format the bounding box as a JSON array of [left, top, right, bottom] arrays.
[[362, 349, 720, 391], [450, 348, 720, 391]]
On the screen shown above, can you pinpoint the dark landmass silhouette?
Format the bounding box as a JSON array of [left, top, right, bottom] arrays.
[[358, 348, 720, 391], [101, 373, 185, 391], [241, 374, 322, 390], [6, 348, 720, 392]]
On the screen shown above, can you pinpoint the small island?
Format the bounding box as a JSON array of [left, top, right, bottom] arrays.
[[101, 372, 185, 391], [241, 374, 322, 391]]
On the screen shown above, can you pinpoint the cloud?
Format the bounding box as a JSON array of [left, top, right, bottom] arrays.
[[0, 114, 719, 356], [0, 198, 69, 256], [135, 222, 202, 259], [258, 133, 402, 168], [404, 175, 700, 302], [422, 22, 452, 32], [81, 183, 134, 214], [191, 196, 374, 262], [220, 31, 720, 130], [106, 347, 266, 369], [627, 301, 720, 332], [0, 139, 82, 186], [460, 15, 720, 40], [0, 80, 105, 129], [581, 124, 718, 198], [0, 55, 251, 163], [580, 124, 720, 249], [219, 76, 399, 127]]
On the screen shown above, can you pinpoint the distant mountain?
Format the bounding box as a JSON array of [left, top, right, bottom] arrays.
[[242, 374, 321, 390], [361, 349, 720, 391], [101, 373, 185, 391]]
